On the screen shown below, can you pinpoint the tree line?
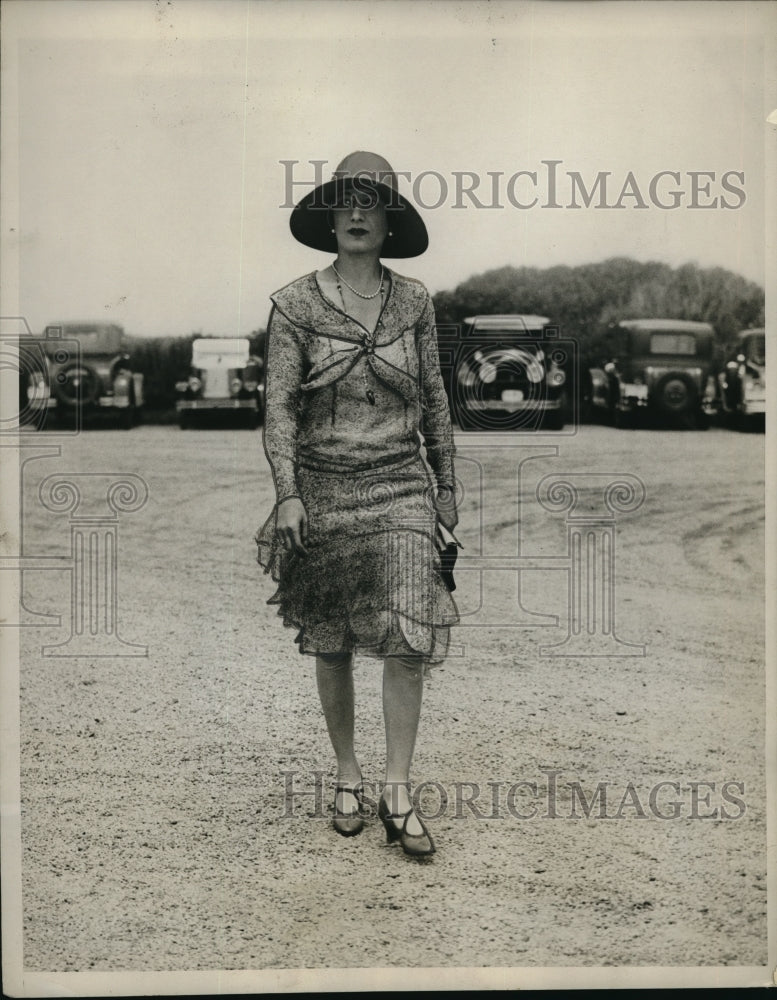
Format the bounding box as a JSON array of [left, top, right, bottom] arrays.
[[432, 257, 764, 365]]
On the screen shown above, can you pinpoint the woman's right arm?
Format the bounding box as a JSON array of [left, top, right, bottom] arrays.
[[263, 306, 308, 553]]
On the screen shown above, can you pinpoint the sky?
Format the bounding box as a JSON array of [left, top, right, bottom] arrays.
[[2, 0, 776, 338]]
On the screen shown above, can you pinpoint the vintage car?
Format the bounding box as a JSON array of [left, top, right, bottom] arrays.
[[22, 322, 143, 429], [176, 336, 264, 429], [446, 314, 570, 431], [587, 318, 717, 429], [716, 327, 766, 429]]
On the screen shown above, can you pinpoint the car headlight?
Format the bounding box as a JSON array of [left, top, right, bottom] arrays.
[[189, 376, 202, 393], [243, 379, 259, 392], [230, 377, 243, 395], [456, 361, 476, 387], [526, 362, 543, 384], [477, 361, 498, 384], [27, 377, 48, 399]]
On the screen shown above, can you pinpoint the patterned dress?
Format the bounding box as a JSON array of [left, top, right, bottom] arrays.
[[255, 268, 458, 661]]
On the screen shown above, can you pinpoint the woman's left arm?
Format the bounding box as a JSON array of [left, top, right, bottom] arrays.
[[418, 294, 458, 530]]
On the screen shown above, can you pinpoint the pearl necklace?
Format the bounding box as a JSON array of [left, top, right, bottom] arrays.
[[336, 279, 384, 321], [332, 262, 384, 300]]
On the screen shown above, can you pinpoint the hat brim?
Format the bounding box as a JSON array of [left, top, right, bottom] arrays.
[[289, 178, 429, 258]]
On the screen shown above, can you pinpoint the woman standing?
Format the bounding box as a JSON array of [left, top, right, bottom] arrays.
[[256, 151, 458, 857]]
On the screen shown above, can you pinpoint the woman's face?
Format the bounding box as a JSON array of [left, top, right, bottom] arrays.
[[331, 187, 389, 257]]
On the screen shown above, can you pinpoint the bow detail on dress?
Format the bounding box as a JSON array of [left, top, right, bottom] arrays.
[[301, 333, 417, 402]]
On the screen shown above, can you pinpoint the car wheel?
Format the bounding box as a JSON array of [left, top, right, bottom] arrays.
[[544, 407, 565, 431], [53, 363, 100, 408], [655, 375, 696, 421], [119, 405, 136, 430], [178, 412, 190, 430]]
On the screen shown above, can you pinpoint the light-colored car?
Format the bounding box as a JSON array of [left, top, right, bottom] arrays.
[[449, 314, 570, 431], [176, 336, 264, 429], [717, 328, 766, 429], [23, 322, 143, 429]]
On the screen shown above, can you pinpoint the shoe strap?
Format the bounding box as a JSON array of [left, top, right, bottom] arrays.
[[381, 800, 419, 825], [335, 784, 364, 805]]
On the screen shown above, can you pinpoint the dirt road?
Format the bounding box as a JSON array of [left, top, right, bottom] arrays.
[[16, 422, 767, 974]]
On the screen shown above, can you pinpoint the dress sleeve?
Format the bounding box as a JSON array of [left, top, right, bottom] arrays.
[[417, 293, 456, 496], [262, 305, 305, 503]]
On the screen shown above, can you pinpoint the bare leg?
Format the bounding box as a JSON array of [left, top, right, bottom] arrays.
[[315, 651, 361, 813], [382, 654, 425, 835]]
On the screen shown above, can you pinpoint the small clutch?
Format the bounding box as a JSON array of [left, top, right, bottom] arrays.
[[435, 522, 461, 592]]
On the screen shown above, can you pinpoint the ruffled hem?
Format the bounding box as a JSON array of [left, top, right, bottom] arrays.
[[268, 600, 454, 662], [255, 509, 458, 663]]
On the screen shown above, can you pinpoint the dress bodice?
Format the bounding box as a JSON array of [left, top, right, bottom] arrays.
[[263, 269, 455, 500]]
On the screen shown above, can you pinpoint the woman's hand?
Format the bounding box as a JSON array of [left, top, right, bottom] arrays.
[[434, 485, 458, 533], [275, 496, 309, 555]]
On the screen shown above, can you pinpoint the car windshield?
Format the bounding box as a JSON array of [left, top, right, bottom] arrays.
[[470, 320, 548, 336], [649, 333, 697, 355], [191, 339, 249, 368], [46, 326, 123, 353], [469, 329, 548, 349], [476, 329, 545, 339]]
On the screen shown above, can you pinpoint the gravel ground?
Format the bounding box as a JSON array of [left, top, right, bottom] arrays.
[[15, 422, 768, 977]]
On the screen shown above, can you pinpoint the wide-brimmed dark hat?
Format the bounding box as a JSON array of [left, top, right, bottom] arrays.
[[289, 151, 429, 258]]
